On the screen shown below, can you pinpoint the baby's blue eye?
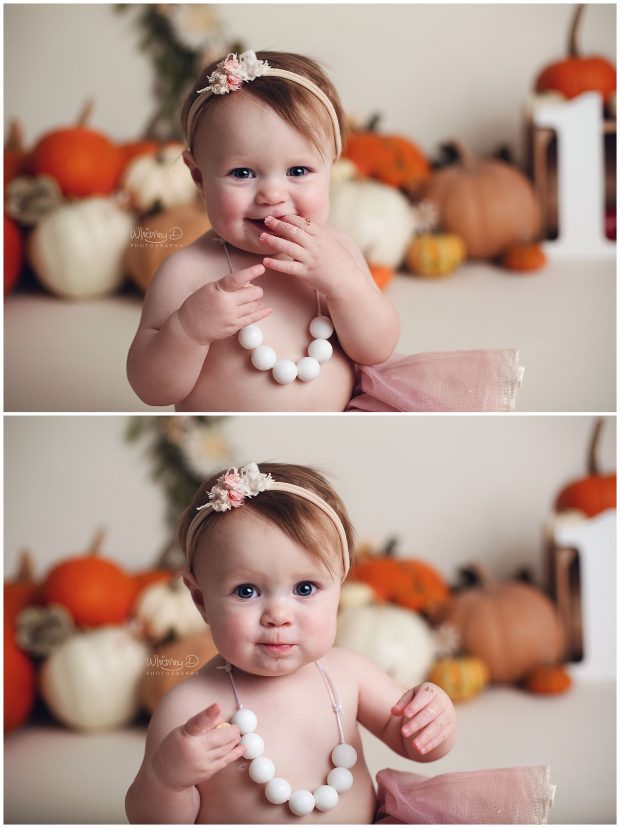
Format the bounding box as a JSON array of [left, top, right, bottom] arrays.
[[231, 168, 254, 179], [288, 166, 309, 177], [294, 581, 318, 597], [235, 584, 258, 599]]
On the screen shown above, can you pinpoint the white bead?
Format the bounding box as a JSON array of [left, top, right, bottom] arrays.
[[231, 708, 257, 735], [240, 732, 264, 760], [238, 324, 264, 350], [296, 356, 320, 382], [308, 338, 333, 364], [288, 789, 315, 816], [331, 743, 358, 769], [313, 785, 339, 811], [309, 315, 334, 339], [265, 777, 292, 804], [249, 756, 275, 784], [251, 345, 277, 371], [327, 767, 353, 793], [272, 359, 297, 384]]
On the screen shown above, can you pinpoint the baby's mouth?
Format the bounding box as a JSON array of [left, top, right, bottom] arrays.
[[247, 218, 269, 233]]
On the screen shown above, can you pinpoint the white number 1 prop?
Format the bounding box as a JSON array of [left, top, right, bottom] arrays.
[[533, 92, 615, 260]]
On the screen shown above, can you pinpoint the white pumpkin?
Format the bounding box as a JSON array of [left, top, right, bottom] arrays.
[[40, 626, 149, 731], [329, 161, 414, 268], [28, 196, 133, 299], [134, 578, 206, 643], [122, 143, 196, 211], [335, 604, 436, 687]]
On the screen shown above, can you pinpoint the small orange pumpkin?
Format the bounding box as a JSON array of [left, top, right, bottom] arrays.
[[523, 664, 572, 694], [4, 215, 24, 294], [406, 233, 467, 278], [369, 263, 395, 290], [428, 657, 490, 702], [535, 5, 616, 103], [501, 242, 547, 272], [32, 100, 123, 198], [555, 418, 616, 517], [4, 625, 36, 732], [40, 529, 137, 627], [4, 551, 40, 626]]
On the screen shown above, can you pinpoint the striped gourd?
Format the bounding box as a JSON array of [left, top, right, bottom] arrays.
[[428, 657, 489, 701], [406, 233, 466, 277]]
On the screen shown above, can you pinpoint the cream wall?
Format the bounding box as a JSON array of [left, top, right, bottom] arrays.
[[4, 4, 616, 161], [4, 415, 616, 585]]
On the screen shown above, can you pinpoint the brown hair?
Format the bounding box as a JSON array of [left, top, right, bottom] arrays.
[[178, 463, 355, 578], [180, 50, 347, 160]]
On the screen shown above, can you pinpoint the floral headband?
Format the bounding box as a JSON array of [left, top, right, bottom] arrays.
[[185, 50, 342, 157], [185, 463, 350, 579]]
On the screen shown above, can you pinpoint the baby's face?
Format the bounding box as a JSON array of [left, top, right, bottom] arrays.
[[190, 94, 334, 254], [192, 508, 341, 677]]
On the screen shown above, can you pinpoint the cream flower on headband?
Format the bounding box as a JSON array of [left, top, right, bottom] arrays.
[[199, 463, 275, 512], [198, 50, 270, 95]]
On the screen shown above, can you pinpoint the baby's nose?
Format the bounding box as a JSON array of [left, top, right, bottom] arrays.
[[256, 177, 286, 206], [261, 600, 293, 626]]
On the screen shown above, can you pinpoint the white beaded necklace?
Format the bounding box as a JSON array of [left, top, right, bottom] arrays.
[[221, 660, 357, 816], [219, 240, 334, 385]]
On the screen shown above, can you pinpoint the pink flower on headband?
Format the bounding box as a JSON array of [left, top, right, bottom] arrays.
[[197, 50, 270, 96], [198, 463, 275, 512]]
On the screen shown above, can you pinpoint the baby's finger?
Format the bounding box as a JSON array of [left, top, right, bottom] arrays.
[[391, 689, 415, 717], [413, 714, 456, 755], [235, 284, 263, 305], [402, 683, 440, 719], [183, 703, 222, 737], [264, 214, 315, 238], [260, 231, 305, 260], [263, 257, 305, 277], [273, 214, 318, 236], [237, 305, 272, 328], [219, 264, 265, 293]]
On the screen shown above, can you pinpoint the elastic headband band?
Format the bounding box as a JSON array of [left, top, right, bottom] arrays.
[[185, 464, 350, 580], [185, 51, 342, 158]]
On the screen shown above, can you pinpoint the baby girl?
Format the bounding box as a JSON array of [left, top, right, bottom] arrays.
[[125, 463, 553, 823], [127, 51, 523, 412]]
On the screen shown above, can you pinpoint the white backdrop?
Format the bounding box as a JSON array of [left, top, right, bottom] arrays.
[[4, 415, 616, 585], [4, 4, 616, 163]]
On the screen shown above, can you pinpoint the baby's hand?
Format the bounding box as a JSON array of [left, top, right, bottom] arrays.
[[260, 215, 362, 299], [391, 683, 456, 758], [150, 703, 246, 792], [177, 265, 271, 346]]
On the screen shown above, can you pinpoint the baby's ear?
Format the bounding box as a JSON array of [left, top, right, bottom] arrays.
[[182, 568, 209, 624], [182, 149, 204, 190]]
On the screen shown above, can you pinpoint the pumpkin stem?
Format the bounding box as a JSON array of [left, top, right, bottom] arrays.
[[5, 119, 24, 152], [568, 4, 585, 58], [364, 113, 382, 133], [587, 417, 604, 476], [381, 537, 399, 558], [450, 140, 476, 169], [15, 549, 35, 583], [468, 563, 494, 588], [76, 98, 95, 127], [86, 527, 106, 556]]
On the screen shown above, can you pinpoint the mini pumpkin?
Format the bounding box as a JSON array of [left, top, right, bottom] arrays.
[[368, 263, 395, 290], [501, 242, 547, 272], [406, 234, 466, 278], [428, 657, 490, 702], [122, 144, 196, 212], [535, 5, 616, 104], [523, 664, 572, 695], [133, 577, 206, 643], [436, 565, 566, 683], [555, 418, 616, 517], [421, 142, 541, 260], [40, 530, 137, 627]]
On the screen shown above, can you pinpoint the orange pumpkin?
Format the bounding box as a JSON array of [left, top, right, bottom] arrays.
[[4, 215, 24, 293], [32, 100, 123, 198], [369, 263, 395, 290], [343, 121, 431, 192], [421, 142, 541, 260], [4, 551, 40, 626], [40, 529, 137, 627], [437, 566, 566, 683], [4, 625, 36, 732], [555, 418, 616, 517], [348, 556, 450, 613], [535, 5, 616, 104], [523, 664, 572, 694], [501, 242, 547, 272]]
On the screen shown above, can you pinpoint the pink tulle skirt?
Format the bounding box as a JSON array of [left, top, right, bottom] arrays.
[[347, 349, 524, 412], [374, 766, 554, 824]]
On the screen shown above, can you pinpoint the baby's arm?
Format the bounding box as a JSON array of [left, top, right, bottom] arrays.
[[125, 683, 244, 824], [260, 217, 399, 365], [346, 650, 456, 763], [127, 249, 269, 406]]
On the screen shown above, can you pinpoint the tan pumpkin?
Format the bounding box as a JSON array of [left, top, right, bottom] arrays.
[[406, 234, 466, 277], [124, 200, 211, 292], [428, 657, 490, 702], [422, 143, 541, 260], [140, 630, 219, 713], [436, 565, 566, 683]]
